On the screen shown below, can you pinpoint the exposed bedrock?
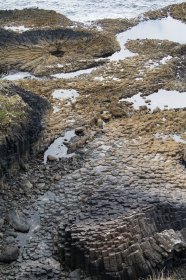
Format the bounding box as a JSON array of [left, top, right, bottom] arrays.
[[58, 203, 186, 280], [0, 27, 119, 75], [0, 8, 73, 28], [143, 2, 186, 22], [0, 82, 49, 183]]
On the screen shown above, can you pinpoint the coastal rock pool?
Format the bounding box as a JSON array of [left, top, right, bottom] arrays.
[[52, 89, 79, 101], [120, 89, 186, 111], [44, 130, 76, 163]]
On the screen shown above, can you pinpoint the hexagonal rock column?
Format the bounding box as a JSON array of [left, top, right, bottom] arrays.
[[58, 204, 186, 279]]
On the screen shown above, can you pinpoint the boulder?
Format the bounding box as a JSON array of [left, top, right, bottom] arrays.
[[0, 245, 19, 263], [47, 155, 58, 162], [8, 210, 30, 233]]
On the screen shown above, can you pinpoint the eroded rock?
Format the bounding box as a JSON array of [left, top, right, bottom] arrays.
[[0, 245, 19, 263], [8, 210, 30, 233]]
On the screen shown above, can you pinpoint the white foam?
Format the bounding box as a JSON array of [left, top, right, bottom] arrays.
[[0, 0, 184, 22]]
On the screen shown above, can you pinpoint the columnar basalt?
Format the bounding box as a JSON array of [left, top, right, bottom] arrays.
[[0, 2, 185, 280], [0, 27, 119, 76], [58, 205, 186, 279], [0, 82, 49, 182]]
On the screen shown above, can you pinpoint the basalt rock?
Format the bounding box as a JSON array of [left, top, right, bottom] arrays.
[[7, 209, 30, 233], [0, 81, 49, 182], [143, 2, 186, 22], [58, 204, 186, 280], [0, 8, 73, 28], [0, 26, 119, 76], [0, 245, 19, 263]]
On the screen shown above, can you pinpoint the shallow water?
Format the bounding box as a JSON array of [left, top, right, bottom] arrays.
[[2, 71, 43, 81], [52, 67, 97, 79], [0, 0, 184, 22], [44, 130, 76, 163], [53, 17, 186, 79], [52, 89, 79, 101], [155, 133, 186, 144], [110, 17, 186, 61], [121, 90, 186, 111]]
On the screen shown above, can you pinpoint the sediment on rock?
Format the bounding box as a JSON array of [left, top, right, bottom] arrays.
[[0, 82, 49, 183]]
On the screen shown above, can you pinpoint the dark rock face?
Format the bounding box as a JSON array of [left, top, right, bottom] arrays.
[[7, 209, 30, 233], [0, 245, 19, 263], [58, 204, 186, 279], [0, 83, 49, 182]]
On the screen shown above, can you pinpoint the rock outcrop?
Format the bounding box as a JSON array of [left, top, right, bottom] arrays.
[[58, 204, 186, 279], [0, 8, 73, 28], [0, 25, 119, 76], [0, 82, 49, 183]]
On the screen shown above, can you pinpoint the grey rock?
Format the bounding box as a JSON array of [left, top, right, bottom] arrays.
[[8, 210, 30, 233], [0, 245, 19, 263]]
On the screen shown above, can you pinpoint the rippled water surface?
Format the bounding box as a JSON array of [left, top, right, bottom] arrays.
[[0, 0, 184, 22]]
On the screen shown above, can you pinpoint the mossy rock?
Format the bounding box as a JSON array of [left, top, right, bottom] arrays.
[[0, 81, 49, 134]]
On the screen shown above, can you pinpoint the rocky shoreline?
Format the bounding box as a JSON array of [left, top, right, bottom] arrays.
[[0, 2, 186, 280]]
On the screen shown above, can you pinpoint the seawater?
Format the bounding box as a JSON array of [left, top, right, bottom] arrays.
[[0, 0, 184, 22]]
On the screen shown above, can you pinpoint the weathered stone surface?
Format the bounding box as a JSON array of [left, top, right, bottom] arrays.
[[0, 82, 49, 183], [0, 8, 73, 28], [0, 2, 185, 280], [7, 210, 30, 233], [0, 245, 19, 263], [58, 205, 186, 279], [0, 26, 119, 76]]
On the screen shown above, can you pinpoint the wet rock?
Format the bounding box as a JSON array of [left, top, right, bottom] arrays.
[[183, 148, 186, 163], [69, 269, 81, 280], [97, 118, 104, 128], [20, 179, 33, 190], [0, 219, 4, 228], [0, 82, 49, 182], [0, 245, 19, 263], [53, 174, 62, 181], [47, 155, 58, 162], [101, 111, 112, 121], [8, 210, 30, 233], [75, 127, 85, 136]]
